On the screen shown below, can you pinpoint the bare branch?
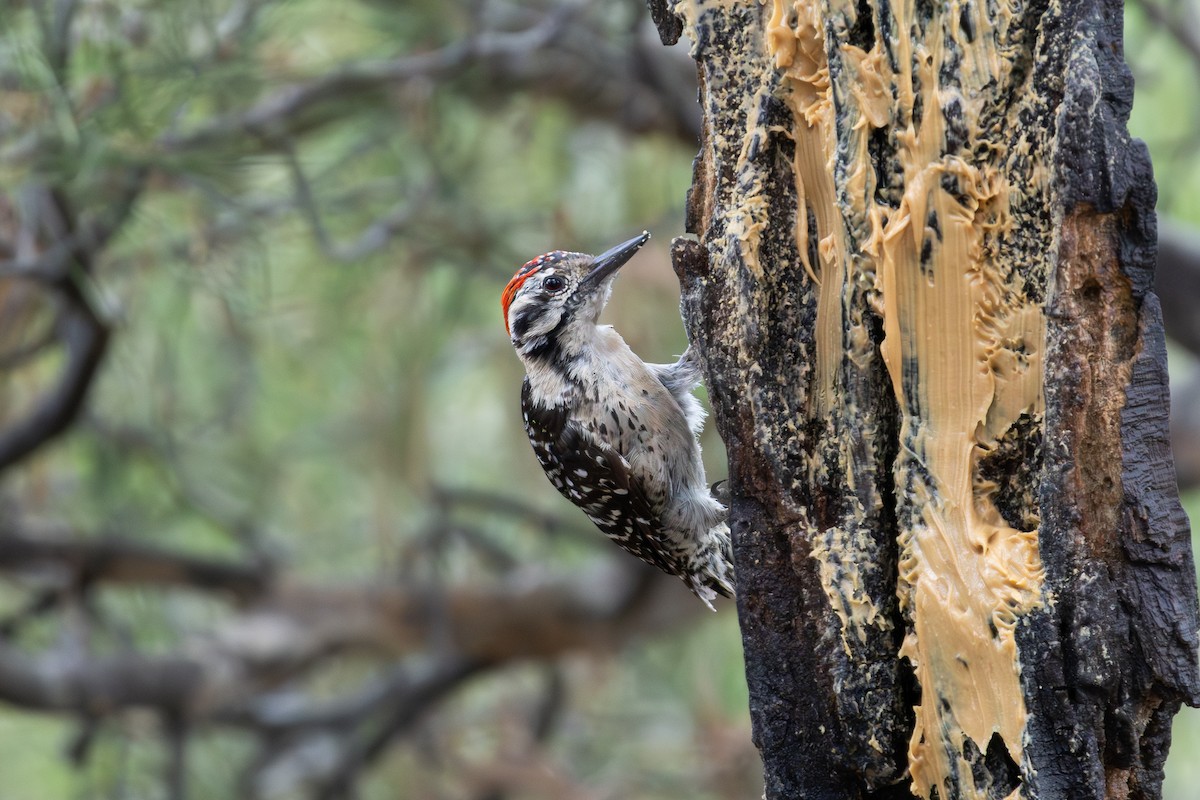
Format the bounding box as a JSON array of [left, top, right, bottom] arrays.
[[1130, 0, 1200, 73], [0, 283, 108, 471], [159, 7, 700, 156], [165, 714, 188, 800], [218, 664, 415, 734], [1157, 219, 1200, 358], [1136, 219, 1200, 489], [0, 170, 146, 472], [281, 141, 426, 263], [1172, 359, 1200, 491], [160, 13, 576, 153], [0, 640, 206, 715], [312, 658, 488, 800], [0, 235, 93, 283], [0, 554, 701, 719], [230, 559, 699, 666], [0, 553, 699, 798], [33, 0, 80, 87], [0, 530, 270, 600], [430, 484, 591, 540]]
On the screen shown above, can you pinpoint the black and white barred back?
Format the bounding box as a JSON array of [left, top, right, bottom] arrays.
[[502, 232, 734, 609], [522, 380, 697, 577]]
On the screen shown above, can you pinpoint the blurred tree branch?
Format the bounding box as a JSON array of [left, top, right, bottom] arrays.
[[0, 173, 144, 472], [1158, 221, 1200, 358], [0, 516, 701, 795], [0, 529, 270, 600], [1171, 357, 1200, 492], [0, 559, 691, 712], [1155, 222, 1200, 490], [1129, 0, 1200, 74], [159, 4, 698, 155]]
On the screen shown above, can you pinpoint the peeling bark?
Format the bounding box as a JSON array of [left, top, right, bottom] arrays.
[[656, 0, 1200, 797]]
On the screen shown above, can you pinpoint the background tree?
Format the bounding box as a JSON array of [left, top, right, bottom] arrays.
[[655, 0, 1199, 796], [0, 1, 1197, 798]]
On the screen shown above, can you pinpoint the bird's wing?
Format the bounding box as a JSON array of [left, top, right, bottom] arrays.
[[521, 379, 681, 577]]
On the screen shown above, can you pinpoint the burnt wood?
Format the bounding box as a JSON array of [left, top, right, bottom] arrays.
[[662, 0, 1200, 797]]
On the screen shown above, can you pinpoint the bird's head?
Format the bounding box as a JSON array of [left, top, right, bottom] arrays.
[[501, 231, 650, 361]]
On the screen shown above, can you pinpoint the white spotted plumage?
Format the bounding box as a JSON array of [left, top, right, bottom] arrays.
[[502, 232, 735, 609]]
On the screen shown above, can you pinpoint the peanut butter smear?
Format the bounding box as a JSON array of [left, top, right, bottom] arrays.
[[765, 0, 846, 415], [777, 0, 1048, 794], [679, 0, 1052, 796]]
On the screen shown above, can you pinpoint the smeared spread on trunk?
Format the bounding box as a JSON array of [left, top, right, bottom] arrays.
[[677, 0, 1054, 795]]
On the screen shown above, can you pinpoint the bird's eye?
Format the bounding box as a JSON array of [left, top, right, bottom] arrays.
[[543, 275, 566, 293]]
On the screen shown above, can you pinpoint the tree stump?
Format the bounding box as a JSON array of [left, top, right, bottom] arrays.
[[654, 0, 1200, 796]]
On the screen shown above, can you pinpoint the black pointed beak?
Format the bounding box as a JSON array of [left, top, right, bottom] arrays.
[[579, 231, 650, 290]]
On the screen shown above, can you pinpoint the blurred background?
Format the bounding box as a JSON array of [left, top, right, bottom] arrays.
[[0, 1, 1195, 798]]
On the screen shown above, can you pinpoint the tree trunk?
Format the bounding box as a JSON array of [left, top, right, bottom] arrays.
[[654, 0, 1200, 797]]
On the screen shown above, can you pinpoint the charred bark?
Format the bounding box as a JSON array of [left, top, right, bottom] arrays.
[[656, 0, 1200, 797]]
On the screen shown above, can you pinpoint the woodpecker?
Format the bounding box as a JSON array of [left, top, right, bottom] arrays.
[[501, 231, 734, 609]]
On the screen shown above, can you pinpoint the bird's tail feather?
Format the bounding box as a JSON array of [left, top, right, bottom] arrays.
[[688, 522, 735, 611]]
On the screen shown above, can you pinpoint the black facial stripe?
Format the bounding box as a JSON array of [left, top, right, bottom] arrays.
[[523, 332, 558, 362], [523, 308, 577, 361], [511, 305, 544, 340], [523, 335, 583, 393]]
